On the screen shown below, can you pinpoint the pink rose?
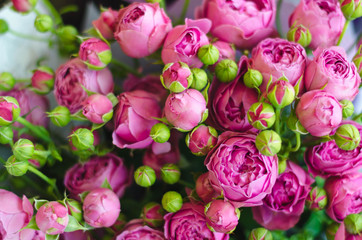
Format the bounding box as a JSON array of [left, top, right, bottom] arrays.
[[195, 0, 276, 49], [64, 153, 131, 198], [305, 47, 361, 101], [196, 172, 219, 203], [54, 58, 114, 113], [115, 2, 172, 58], [213, 40, 236, 62], [289, 0, 345, 50], [161, 18, 211, 68], [92, 8, 119, 40], [0, 190, 33, 240], [205, 200, 239, 233], [116, 219, 165, 240], [296, 90, 342, 137], [205, 131, 278, 208], [19, 229, 45, 240], [82, 94, 113, 124], [113, 90, 161, 149], [325, 173, 362, 222], [208, 56, 258, 132], [252, 161, 314, 230], [78, 38, 111, 70], [36, 202, 69, 235], [250, 38, 307, 92], [164, 202, 229, 240]]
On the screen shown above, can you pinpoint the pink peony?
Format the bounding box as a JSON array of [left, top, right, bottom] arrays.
[[116, 219, 165, 240]]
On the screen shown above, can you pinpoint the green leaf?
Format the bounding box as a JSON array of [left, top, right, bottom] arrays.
[[107, 93, 119, 107], [64, 215, 89, 232], [34, 199, 48, 210], [70, 110, 88, 121], [294, 75, 303, 97], [91, 122, 106, 131], [101, 178, 113, 190], [79, 191, 89, 202], [45, 234, 59, 240], [21, 216, 39, 231]]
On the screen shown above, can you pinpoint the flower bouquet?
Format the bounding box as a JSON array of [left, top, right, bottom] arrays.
[[0, 0, 362, 239]]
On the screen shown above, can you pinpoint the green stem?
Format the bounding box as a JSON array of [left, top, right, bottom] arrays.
[[16, 117, 51, 143], [178, 179, 194, 189], [176, 0, 190, 25], [28, 165, 61, 198], [290, 132, 301, 152], [275, 108, 281, 135], [111, 59, 141, 77], [9, 30, 52, 42], [41, 0, 63, 26], [276, 0, 284, 37], [337, 20, 350, 46]]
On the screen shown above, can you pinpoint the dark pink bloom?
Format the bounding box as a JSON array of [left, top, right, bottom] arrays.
[[196, 172, 219, 203], [92, 8, 119, 40], [79, 38, 111, 69], [82, 94, 113, 124], [205, 200, 239, 233], [116, 219, 165, 240], [36, 202, 69, 235]]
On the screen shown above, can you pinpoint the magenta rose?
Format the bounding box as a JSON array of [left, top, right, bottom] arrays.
[[289, 0, 345, 50], [208, 56, 258, 132], [115, 2, 172, 58], [296, 90, 342, 137], [161, 18, 211, 68], [164, 202, 229, 240], [36, 202, 69, 235], [196, 172, 219, 203], [0, 190, 33, 240], [116, 219, 165, 240], [250, 38, 307, 92], [305, 47, 361, 101], [92, 8, 119, 40], [252, 161, 314, 230], [64, 153, 131, 198], [325, 173, 362, 222], [205, 131, 278, 208], [113, 90, 161, 149], [195, 0, 276, 49], [54, 58, 114, 113]]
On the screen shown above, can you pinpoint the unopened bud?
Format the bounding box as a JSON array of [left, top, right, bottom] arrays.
[[190, 68, 208, 91], [141, 202, 164, 228], [306, 186, 327, 211], [34, 14, 53, 33], [160, 62, 193, 93], [215, 59, 238, 83], [150, 123, 170, 143], [0, 96, 20, 126], [248, 228, 273, 240], [333, 124, 361, 151], [340, 100, 354, 118], [267, 79, 295, 109], [162, 191, 183, 213], [5, 155, 28, 176], [49, 106, 71, 127], [186, 124, 218, 156], [247, 102, 276, 130], [161, 164, 181, 184], [255, 130, 282, 156], [344, 213, 362, 235], [198, 44, 220, 66], [13, 139, 34, 161], [134, 166, 156, 187], [0, 72, 15, 91], [0, 127, 13, 144], [69, 128, 94, 151], [31, 66, 54, 94], [287, 24, 312, 47], [243, 69, 263, 89], [340, 0, 362, 20]]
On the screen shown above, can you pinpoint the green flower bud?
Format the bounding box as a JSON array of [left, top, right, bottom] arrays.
[[0, 19, 9, 34], [255, 130, 282, 156], [161, 164, 181, 184], [306, 186, 328, 211], [0, 126, 13, 144], [150, 123, 170, 143], [197, 44, 220, 65], [278, 159, 287, 174], [287, 24, 312, 47], [340, 0, 362, 21], [191, 68, 208, 91], [56, 25, 78, 43], [48, 106, 71, 127], [287, 113, 308, 135], [333, 124, 361, 151], [162, 191, 183, 213], [267, 79, 295, 109], [215, 59, 238, 83], [248, 228, 273, 240], [31, 144, 47, 168], [340, 100, 354, 118], [247, 102, 276, 130], [0, 96, 20, 126], [326, 222, 340, 240], [344, 213, 362, 235], [134, 166, 156, 187], [69, 128, 94, 150], [13, 139, 34, 161], [34, 14, 53, 33], [66, 199, 83, 222], [0, 72, 15, 91], [5, 155, 29, 177], [243, 69, 263, 89]]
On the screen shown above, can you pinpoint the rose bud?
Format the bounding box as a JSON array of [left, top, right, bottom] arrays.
[[215, 59, 238, 83], [69, 128, 94, 151], [353, 46, 362, 78], [79, 38, 112, 70], [161, 164, 181, 184], [0, 96, 20, 126], [213, 40, 236, 63], [296, 90, 342, 137], [255, 130, 282, 156], [164, 89, 208, 132], [267, 79, 295, 109], [344, 214, 362, 235], [197, 44, 220, 66], [191, 68, 208, 91], [141, 202, 164, 228], [341, 100, 355, 118], [0, 72, 15, 91], [34, 14, 53, 33], [31, 66, 54, 95], [49, 106, 71, 127], [92, 8, 118, 40], [160, 62, 193, 93], [341, 0, 362, 20], [248, 228, 273, 240], [83, 188, 120, 228], [287, 113, 308, 135], [162, 18, 211, 68], [82, 94, 113, 124], [115, 219, 165, 240], [12, 0, 37, 13], [306, 186, 328, 211], [305, 47, 361, 101], [0, 19, 9, 34], [247, 102, 276, 130], [196, 172, 218, 203], [134, 165, 156, 187], [13, 138, 34, 161], [204, 199, 240, 233], [115, 2, 172, 58], [0, 126, 13, 144], [150, 123, 171, 143], [36, 201, 69, 235], [289, 0, 345, 49], [287, 24, 312, 47], [66, 199, 83, 222], [333, 124, 361, 151], [56, 25, 79, 54], [162, 191, 183, 213], [243, 69, 263, 89], [186, 124, 218, 156], [5, 155, 29, 176]]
